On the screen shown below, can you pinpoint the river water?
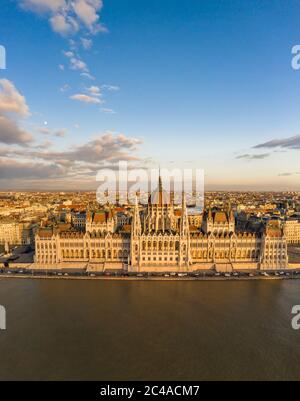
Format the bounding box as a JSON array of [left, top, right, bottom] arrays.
[[0, 278, 300, 381]]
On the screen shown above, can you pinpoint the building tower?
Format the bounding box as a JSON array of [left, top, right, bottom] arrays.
[[179, 192, 191, 268], [132, 196, 141, 238], [130, 196, 142, 271], [180, 192, 189, 236], [144, 172, 174, 233]]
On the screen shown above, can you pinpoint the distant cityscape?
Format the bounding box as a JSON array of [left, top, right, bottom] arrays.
[[0, 177, 300, 276]]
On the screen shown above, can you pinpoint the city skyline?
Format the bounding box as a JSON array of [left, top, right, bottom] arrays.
[[0, 0, 300, 191]]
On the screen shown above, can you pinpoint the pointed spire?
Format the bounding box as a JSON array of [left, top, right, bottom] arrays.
[[158, 166, 162, 189], [158, 167, 163, 206], [179, 190, 191, 267], [226, 200, 231, 216], [180, 191, 189, 236], [132, 196, 141, 237]]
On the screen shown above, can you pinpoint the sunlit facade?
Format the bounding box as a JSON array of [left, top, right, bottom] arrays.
[[35, 177, 289, 272]]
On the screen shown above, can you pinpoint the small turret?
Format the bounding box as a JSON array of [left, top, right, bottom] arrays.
[[132, 196, 141, 237], [180, 192, 189, 237]]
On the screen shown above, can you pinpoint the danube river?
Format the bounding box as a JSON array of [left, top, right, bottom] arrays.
[[0, 278, 300, 381]]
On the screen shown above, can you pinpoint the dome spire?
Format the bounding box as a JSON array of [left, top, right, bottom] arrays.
[[158, 166, 163, 193], [157, 166, 163, 206]]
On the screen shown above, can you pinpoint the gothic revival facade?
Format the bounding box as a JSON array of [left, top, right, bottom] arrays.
[[35, 177, 289, 272], [130, 177, 191, 271]]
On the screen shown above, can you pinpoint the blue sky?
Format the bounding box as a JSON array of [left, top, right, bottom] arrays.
[[0, 0, 300, 190]]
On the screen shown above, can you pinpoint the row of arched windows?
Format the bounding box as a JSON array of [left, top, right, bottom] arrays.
[[61, 249, 128, 260], [141, 241, 180, 251], [191, 249, 260, 260]]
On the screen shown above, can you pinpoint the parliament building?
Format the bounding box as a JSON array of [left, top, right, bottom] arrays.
[[35, 176, 289, 272]]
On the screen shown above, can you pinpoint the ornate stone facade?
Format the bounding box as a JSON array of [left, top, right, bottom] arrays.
[[35, 177, 289, 272], [284, 219, 300, 244]]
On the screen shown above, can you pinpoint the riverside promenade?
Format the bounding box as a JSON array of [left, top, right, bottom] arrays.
[[0, 271, 299, 281]]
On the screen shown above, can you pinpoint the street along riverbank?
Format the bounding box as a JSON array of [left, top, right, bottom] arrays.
[[0, 271, 298, 281]]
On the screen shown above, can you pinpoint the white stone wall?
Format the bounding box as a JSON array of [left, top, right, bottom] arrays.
[[0, 222, 23, 245], [284, 220, 300, 244], [35, 233, 130, 265]]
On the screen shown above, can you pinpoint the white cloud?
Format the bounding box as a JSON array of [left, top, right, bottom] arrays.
[[38, 127, 67, 137], [55, 129, 67, 137], [102, 84, 120, 92], [69, 39, 77, 50], [50, 14, 78, 35], [34, 140, 53, 149], [60, 83, 71, 92], [32, 132, 142, 163], [20, 0, 107, 36], [0, 80, 32, 146], [0, 79, 30, 117], [62, 50, 74, 58], [70, 56, 88, 71], [70, 86, 105, 104], [0, 116, 33, 145], [101, 108, 116, 114], [73, 0, 101, 27], [20, 0, 65, 13], [80, 71, 95, 80], [88, 85, 101, 96], [91, 23, 108, 34], [0, 132, 143, 187], [0, 158, 65, 179], [81, 37, 93, 49], [70, 93, 103, 104], [62, 50, 92, 77]]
